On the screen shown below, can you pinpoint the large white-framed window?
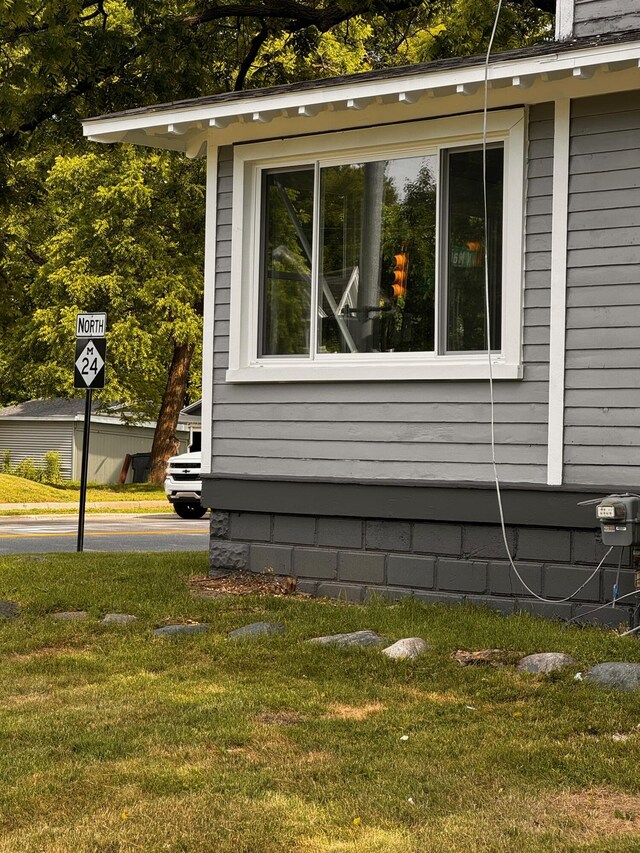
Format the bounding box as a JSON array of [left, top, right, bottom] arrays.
[[228, 109, 526, 382]]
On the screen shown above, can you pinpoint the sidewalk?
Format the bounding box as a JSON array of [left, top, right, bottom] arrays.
[[0, 500, 169, 511]]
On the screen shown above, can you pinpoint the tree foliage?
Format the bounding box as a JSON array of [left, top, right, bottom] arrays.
[[2, 146, 204, 412]]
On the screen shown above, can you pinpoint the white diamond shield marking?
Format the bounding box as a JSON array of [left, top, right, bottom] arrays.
[[75, 340, 105, 387]]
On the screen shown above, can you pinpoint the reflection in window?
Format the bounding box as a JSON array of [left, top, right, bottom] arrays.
[[446, 147, 503, 352], [318, 157, 437, 354], [260, 169, 315, 356], [257, 146, 505, 360]]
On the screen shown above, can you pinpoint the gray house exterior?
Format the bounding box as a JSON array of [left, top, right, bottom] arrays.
[[84, 0, 640, 625]]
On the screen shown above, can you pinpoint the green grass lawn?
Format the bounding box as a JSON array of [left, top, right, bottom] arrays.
[[1, 552, 640, 852], [0, 473, 166, 505]]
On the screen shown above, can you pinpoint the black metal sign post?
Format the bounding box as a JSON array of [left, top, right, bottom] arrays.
[[77, 388, 93, 552], [74, 314, 107, 553]]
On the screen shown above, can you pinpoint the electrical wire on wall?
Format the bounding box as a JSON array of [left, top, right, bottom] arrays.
[[481, 1, 622, 607]]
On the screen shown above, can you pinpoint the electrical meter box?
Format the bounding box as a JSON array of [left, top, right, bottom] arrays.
[[596, 495, 640, 546]]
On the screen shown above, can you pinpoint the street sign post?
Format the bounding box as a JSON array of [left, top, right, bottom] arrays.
[[75, 314, 107, 552]]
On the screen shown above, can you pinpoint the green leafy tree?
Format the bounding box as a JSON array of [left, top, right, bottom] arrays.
[[1, 146, 205, 482]]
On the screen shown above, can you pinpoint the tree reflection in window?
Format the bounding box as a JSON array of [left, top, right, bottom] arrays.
[[318, 156, 437, 354], [260, 168, 314, 356], [446, 147, 503, 352]]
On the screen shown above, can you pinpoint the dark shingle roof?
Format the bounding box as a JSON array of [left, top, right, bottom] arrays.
[[0, 399, 102, 420], [86, 30, 640, 123]]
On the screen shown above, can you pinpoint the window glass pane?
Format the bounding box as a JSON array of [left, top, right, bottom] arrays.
[[260, 168, 315, 356], [446, 146, 503, 352], [318, 156, 436, 354]]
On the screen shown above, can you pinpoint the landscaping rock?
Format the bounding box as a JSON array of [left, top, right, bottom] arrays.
[[309, 630, 387, 648], [517, 652, 578, 674], [50, 610, 89, 621], [585, 662, 640, 691], [382, 637, 428, 660], [100, 613, 137, 625], [228, 621, 285, 639], [154, 624, 208, 637], [0, 600, 19, 619]]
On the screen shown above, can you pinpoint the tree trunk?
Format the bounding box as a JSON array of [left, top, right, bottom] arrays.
[[148, 341, 195, 484]]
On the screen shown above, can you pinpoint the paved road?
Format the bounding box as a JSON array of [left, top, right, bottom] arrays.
[[0, 513, 210, 555]]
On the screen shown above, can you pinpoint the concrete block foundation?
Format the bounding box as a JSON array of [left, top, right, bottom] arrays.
[[209, 510, 638, 626]]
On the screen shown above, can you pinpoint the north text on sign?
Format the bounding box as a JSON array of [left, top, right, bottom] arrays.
[[76, 313, 107, 338]]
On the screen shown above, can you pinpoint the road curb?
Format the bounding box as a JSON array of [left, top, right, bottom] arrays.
[[0, 500, 169, 511]]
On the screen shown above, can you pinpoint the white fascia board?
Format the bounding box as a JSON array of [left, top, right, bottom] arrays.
[[0, 414, 159, 429], [71, 414, 163, 429], [82, 40, 640, 141], [0, 416, 75, 422]]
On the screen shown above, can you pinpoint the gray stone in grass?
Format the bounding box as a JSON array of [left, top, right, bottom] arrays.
[[228, 621, 285, 639], [517, 652, 578, 674], [50, 610, 89, 620], [100, 613, 137, 625], [585, 662, 640, 691], [0, 600, 19, 619], [154, 624, 208, 637], [382, 637, 428, 660], [309, 630, 387, 648]]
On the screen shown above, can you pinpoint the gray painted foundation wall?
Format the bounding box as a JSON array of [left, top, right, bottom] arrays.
[[211, 102, 553, 485], [209, 509, 635, 626], [573, 0, 640, 37]]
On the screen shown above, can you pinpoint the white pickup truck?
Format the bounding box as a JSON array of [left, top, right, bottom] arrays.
[[164, 450, 205, 518]]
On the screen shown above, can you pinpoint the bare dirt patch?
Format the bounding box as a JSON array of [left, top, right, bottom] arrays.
[[189, 572, 303, 598], [256, 710, 308, 726], [324, 702, 385, 720], [7, 646, 90, 662], [452, 648, 523, 667], [1, 691, 53, 709], [526, 787, 640, 840]]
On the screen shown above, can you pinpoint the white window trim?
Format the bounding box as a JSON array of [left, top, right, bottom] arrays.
[[228, 108, 526, 383]]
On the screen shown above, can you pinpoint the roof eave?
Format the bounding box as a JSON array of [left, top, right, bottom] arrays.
[[82, 38, 640, 152]]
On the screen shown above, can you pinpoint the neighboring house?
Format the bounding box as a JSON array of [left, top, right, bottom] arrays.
[[83, 0, 640, 624], [0, 399, 190, 483], [179, 400, 202, 452]]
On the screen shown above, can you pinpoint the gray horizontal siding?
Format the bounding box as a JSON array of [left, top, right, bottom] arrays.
[[210, 107, 552, 485], [564, 91, 640, 487], [0, 421, 73, 479], [211, 458, 542, 481], [573, 0, 640, 36], [212, 402, 549, 423], [212, 421, 547, 444]]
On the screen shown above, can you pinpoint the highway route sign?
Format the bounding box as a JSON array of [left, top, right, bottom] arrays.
[[74, 338, 106, 389]]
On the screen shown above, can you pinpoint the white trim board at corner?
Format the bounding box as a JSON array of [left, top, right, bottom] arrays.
[[547, 99, 570, 487], [200, 142, 218, 476]]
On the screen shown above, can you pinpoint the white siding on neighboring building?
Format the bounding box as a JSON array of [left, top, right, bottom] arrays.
[[72, 422, 189, 483], [0, 421, 74, 479]]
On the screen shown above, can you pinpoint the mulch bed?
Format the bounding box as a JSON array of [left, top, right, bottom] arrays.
[[188, 571, 303, 598]]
